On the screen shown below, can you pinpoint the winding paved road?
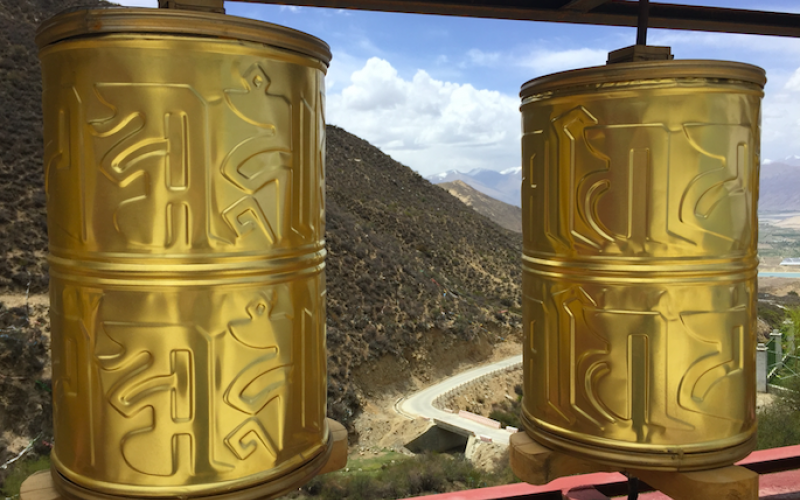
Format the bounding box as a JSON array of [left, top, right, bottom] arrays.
[[398, 354, 523, 445]]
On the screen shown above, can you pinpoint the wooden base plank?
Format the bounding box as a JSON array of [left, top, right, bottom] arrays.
[[509, 430, 759, 500], [318, 418, 348, 475], [508, 431, 617, 485], [19, 470, 59, 500]]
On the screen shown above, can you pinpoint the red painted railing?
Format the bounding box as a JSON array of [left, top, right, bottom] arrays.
[[401, 445, 800, 500]]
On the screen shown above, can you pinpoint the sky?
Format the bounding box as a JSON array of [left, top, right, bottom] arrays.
[[117, 0, 800, 176]]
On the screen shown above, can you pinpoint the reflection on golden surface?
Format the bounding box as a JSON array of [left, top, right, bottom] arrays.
[[39, 10, 330, 498], [520, 61, 765, 470]]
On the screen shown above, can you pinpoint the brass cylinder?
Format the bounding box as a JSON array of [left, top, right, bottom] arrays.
[[520, 60, 765, 471], [37, 8, 331, 498]]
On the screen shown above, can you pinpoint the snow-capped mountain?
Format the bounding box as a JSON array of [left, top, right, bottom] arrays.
[[427, 167, 521, 207], [428, 155, 800, 213], [764, 155, 800, 168]]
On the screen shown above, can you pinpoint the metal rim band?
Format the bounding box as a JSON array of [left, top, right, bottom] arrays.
[[35, 7, 332, 66], [520, 59, 766, 99], [48, 247, 327, 282], [522, 254, 758, 278], [520, 411, 756, 472], [50, 431, 333, 500]]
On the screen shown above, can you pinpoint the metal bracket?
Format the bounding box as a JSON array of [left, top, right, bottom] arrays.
[[607, 44, 673, 63], [158, 0, 225, 14], [607, 0, 673, 63]]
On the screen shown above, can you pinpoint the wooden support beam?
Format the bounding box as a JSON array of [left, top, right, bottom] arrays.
[[231, 0, 800, 38], [561, 0, 611, 13]]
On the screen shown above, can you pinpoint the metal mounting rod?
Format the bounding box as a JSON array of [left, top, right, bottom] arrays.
[[636, 0, 650, 45]]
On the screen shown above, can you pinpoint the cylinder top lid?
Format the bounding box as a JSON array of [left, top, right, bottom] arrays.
[[520, 59, 766, 99], [36, 7, 332, 66]]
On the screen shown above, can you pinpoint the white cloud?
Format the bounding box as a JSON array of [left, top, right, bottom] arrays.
[[340, 58, 408, 111], [647, 30, 800, 75], [462, 46, 608, 76], [327, 57, 520, 175], [466, 49, 501, 67], [326, 50, 364, 93], [279, 5, 302, 13], [785, 67, 800, 91], [762, 83, 800, 159], [519, 48, 608, 75]]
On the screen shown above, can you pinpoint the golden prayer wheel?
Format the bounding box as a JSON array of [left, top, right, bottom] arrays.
[[520, 59, 765, 471], [37, 8, 331, 499]]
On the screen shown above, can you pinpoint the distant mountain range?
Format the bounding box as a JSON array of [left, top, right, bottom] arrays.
[[427, 167, 521, 207], [428, 157, 800, 214], [759, 159, 800, 213]]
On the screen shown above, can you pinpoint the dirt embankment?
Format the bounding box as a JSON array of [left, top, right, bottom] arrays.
[[349, 339, 522, 456], [437, 367, 522, 418]]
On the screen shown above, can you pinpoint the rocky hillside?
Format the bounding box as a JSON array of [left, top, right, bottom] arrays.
[[0, 0, 113, 292], [0, 0, 523, 473], [439, 180, 522, 233], [322, 127, 521, 424]]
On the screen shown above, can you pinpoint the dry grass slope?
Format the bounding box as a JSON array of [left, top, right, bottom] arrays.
[[324, 126, 521, 425]]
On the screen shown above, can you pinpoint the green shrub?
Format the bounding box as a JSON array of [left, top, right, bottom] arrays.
[[757, 376, 800, 450], [489, 409, 520, 429], [759, 303, 787, 330], [757, 405, 800, 450], [294, 452, 516, 499], [1, 455, 51, 499]]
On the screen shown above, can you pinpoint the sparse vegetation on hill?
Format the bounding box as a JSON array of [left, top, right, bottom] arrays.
[[324, 126, 522, 425], [286, 451, 516, 500], [758, 223, 800, 258], [0, 0, 112, 292]]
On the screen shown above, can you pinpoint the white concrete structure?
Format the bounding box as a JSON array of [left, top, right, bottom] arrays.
[[771, 330, 783, 372], [757, 343, 769, 393], [399, 355, 522, 445]]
